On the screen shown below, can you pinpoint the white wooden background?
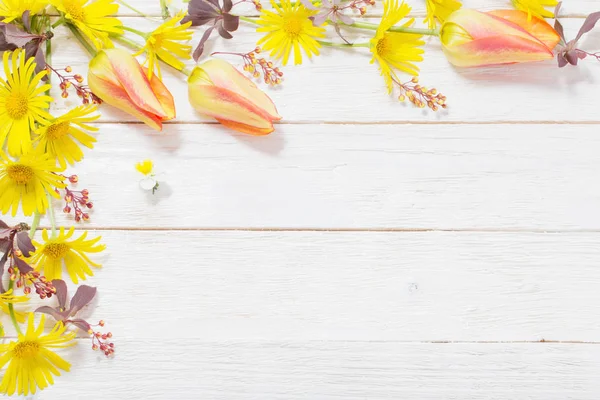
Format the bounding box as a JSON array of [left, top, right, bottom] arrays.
[[5, 0, 600, 398]]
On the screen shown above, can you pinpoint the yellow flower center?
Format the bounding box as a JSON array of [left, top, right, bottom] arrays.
[[6, 164, 34, 185], [5, 91, 28, 120], [46, 121, 71, 140], [13, 341, 40, 359], [376, 34, 391, 58], [64, 0, 86, 21], [43, 243, 70, 259], [283, 16, 303, 38]]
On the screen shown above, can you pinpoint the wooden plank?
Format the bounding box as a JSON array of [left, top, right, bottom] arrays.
[[42, 341, 600, 399], [5, 123, 600, 229], [7, 230, 600, 341], [117, 0, 598, 17], [46, 18, 600, 124]]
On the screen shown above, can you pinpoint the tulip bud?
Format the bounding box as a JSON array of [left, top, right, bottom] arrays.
[[188, 59, 281, 135], [88, 49, 175, 130], [440, 9, 561, 67]]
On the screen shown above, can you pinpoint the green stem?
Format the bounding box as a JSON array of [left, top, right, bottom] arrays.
[[116, 0, 151, 18], [317, 40, 369, 48], [239, 16, 259, 25], [47, 193, 57, 239], [121, 25, 148, 38], [7, 279, 22, 336], [160, 0, 170, 20], [29, 213, 41, 239], [67, 24, 97, 57], [350, 21, 439, 36], [113, 35, 144, 51], [51, 18, 63, 29]]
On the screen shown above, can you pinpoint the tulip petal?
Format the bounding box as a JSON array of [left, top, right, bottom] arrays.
[[445, 9, 545, 48], [443, 34, 554, 67], [487, 10, 561, 51], [143, 67, 176, 120], [193, 59, 281, 121], [188, 84, 276, 132], [106, 49, 169, 119], [215, 118, 274, 136], [88, 74, 163, 130]]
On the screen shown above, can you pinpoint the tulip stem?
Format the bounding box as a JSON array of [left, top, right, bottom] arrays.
[[67, 24, 97, 57], [121, 26, 148, 38], [317, 40, 369, 48], [349, 21, 439, 36], [29, 213, 41, 239]]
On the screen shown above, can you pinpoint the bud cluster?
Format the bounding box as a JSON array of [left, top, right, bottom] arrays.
[[397, 77, 447, 111], [89, 321, 115, 357], [10, 268, 56, 300], [214, 47, 283, 86], [45, 64, 102, 105], [58, 175, 93, 222]]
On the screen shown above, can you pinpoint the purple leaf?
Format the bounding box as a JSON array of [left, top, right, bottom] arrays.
[[193, 26, 214, 61], [222, 13, 239, 32], [3, 24, 39, 47], [35, 306, 66, 322], [554, 19, 565, 42], [565, 50, 579, 65], [183, 0, 222, 26], [0, 253, 7, 293], [21, 11, 31, 32], [312, 12, 329, 27], [557, 53, 568, 67], [69, 285, 97, 317], [0, 220, 9, 229], [575, 11, 600, 42], [0, 228, 12, 240], [217, 23, 233, 39], [222, 0, 233, 13], [52, 279, 69, 310], [336, 12, 354, 26], [69, 318, 92, 333], [13, 256, 33, 274], [16, 231, 35, 257]]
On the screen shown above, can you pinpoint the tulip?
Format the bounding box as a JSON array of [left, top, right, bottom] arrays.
[[88, 49, 175, 130], [440, 9, 561, 67], [188, 59, 281, 135]]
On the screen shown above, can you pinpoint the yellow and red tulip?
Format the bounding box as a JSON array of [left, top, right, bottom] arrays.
[[188, 59, 281, 135], [440, 9, 561, 67], [88, 49, 175, 130]]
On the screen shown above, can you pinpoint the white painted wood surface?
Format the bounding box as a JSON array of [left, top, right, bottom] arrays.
[[4, 1, 600, 398]]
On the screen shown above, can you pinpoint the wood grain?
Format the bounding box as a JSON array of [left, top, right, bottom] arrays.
[[39, 340, 600, 399], [7, 230, 600, 342], [6, 123, 600, 230]]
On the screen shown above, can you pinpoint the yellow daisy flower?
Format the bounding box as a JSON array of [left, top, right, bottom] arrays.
[[0, 152, 65, 217], [35, 105, 100, 169], [0, 50, 52, 156], [0, 313, 76, 396], [511, 0, 558, 19], [370, 0, 424, 93], [424, 0, 462, 29], [0, 290, 28, 323], [256, 0, 326, 66], [0, 0, 48, 22], [28, 227, 106, 284], [51, 0, 124, 49], [135, 11, 193, 79]]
